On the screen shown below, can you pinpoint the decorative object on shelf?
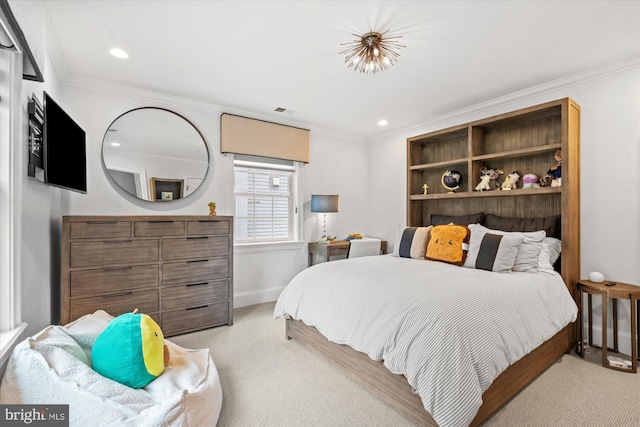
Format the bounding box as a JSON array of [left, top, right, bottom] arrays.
[[522, 173, 541, 189], [346, 233, 362, 241], [339, 29, 405, 74], [311, 194, 339, 241], [547, 150, 562, 179], [208, 202, 217, 216], [441, 170, 462, 193], [541, 150, 562, 187], [479, 167, 504, 190], [588, 271, 605, 283], [501, 171, 520, 190], [422, 184, 429, 195], [475, 174, 491, 191], [161, 192, 173, 201]]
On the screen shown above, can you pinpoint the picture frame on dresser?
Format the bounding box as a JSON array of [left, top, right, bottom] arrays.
[[61, 215, 234, 336]]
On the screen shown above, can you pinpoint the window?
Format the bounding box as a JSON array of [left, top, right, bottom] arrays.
[[233, 155, 298, 243]]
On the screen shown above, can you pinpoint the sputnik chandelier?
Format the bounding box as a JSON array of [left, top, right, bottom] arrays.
[[339, 30, 405, 74]]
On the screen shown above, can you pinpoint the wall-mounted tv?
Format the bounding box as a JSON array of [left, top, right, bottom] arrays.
[[28, 92, 87, 193]]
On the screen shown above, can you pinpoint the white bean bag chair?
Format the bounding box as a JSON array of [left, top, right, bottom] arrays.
[[0, 310, 222, 426]]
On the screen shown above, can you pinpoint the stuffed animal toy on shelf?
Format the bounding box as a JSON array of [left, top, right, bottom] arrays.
[[477, 167, 504, 191], [474, 174, 491, 191], [522, 173, 541, 189], [501, 171, 520, 190], [92, 309, 170, 389], [540, 150, 562, 187]]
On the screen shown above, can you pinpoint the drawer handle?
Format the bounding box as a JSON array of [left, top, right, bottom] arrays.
[[187, 259, 208, 263], [104, 266, 133, 271], [186, 282, 209, 287], [103, 292, 133, 298], [187, 236, 209, 240], [88, 221, 117, 224], [186, 305, 209, 311], [103, 240, 132, 243], [148, 221, 174, 224]]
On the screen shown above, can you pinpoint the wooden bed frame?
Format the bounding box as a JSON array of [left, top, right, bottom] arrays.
[[284, 99, 580, 426], [286, 319, 571, 426]]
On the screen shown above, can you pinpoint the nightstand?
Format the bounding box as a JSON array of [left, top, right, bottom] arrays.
[[308, 240, 387, 267], [577, 279, 640, 373]]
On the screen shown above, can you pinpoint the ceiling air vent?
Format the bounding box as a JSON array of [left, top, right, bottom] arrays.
[[274, 107, 287, 112]]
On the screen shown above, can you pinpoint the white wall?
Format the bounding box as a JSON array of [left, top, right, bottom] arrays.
[[368, 65, 640, 354], [19, 55, 65, 339], [59, 84, 370, 308]]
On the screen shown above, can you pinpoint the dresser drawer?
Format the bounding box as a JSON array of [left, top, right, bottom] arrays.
[[187, 220, 229, 236], [161, 280, 229, 311], [70, 265, 159, 297], [162, 236, 229, 261], [134, 220, 185, 237], [69, 289, 159, 321], [161, 301, 229, 336], [70, 240, 159, 268], [162, 258, 228, 285], [70, 221, 131, 239]]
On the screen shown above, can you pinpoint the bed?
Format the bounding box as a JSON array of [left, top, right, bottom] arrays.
[[275, 253, 577, 427]]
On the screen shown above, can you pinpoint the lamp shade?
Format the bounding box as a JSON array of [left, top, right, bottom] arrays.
[[311, 195, 339, 213]]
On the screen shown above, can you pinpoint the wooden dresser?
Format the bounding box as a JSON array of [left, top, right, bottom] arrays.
[[61, 215, 233, 336]]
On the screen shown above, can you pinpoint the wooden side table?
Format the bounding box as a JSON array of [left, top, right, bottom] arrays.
[[308, 240, 387, 267], [577, 279, 640, 373]]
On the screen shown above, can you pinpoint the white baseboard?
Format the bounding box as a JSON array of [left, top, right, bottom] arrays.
[[582, 324, 636, 357], [234, 287, 286, 308]]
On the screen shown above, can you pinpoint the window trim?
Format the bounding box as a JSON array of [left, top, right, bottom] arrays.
[[0, 48, 26, 365], [229, 154, 304, 249]]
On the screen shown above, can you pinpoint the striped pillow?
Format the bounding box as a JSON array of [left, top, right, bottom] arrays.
[[464, 225, 524, 272], [392, 226, 433, 259]]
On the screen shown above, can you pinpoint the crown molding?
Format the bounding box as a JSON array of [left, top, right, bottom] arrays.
[[62, 75, 366, 144], [44, 10, 68, 81], [368, 54, 640, 143]]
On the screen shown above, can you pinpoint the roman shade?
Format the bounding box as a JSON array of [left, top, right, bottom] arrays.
[[220, 113, 310, 163]]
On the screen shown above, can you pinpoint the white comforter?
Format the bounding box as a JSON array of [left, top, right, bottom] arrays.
[[274, 255, 577, 427]]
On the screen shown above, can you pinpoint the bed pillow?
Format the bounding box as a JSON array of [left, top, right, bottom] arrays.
[[431, 212, 484, 227], [466, 224, 545, 272], [392, 226, 433, 259], [464, 224, 525, 272], [538, 237, 562, 273], [483, 213, 560, 239], [426, 224, 470, 266]]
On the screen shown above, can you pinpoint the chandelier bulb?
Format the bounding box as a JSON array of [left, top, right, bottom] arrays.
[[383, 56, 390, 65], [353, 57, 360, 64], [373, 48, 379, 56]]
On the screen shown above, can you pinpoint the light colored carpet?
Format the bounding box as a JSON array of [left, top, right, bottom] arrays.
[[170, 302, 640, 426]]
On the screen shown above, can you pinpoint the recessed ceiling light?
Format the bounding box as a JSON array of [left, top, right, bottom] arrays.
[[110, 142, 121, 147], [377, 120, 388, 126], [109, 48, 129, 59]]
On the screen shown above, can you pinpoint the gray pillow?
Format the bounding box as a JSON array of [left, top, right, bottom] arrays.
[[431, 212, 484, 226], [464, 224, 524, 272], [483, 214, 560, 239]]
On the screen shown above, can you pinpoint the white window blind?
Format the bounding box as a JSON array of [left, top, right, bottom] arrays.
[[234, 156, 295, 242]]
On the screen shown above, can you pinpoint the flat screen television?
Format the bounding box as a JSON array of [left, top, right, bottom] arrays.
[[42, 91, 87, 193]]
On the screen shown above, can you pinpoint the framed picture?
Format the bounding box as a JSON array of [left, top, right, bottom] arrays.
[[161, 191, 173, 201]]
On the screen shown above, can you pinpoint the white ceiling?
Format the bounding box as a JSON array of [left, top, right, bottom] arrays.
[[42, 1, 640, 140]]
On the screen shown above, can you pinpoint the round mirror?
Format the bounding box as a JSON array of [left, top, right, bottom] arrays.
[[102, 107, 209, 202]]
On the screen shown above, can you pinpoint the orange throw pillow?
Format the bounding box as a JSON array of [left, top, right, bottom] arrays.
[[426, 224, 470, 266]]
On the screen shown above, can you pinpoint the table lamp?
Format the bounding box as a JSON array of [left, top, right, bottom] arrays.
[[311, 194, 339, 241]]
